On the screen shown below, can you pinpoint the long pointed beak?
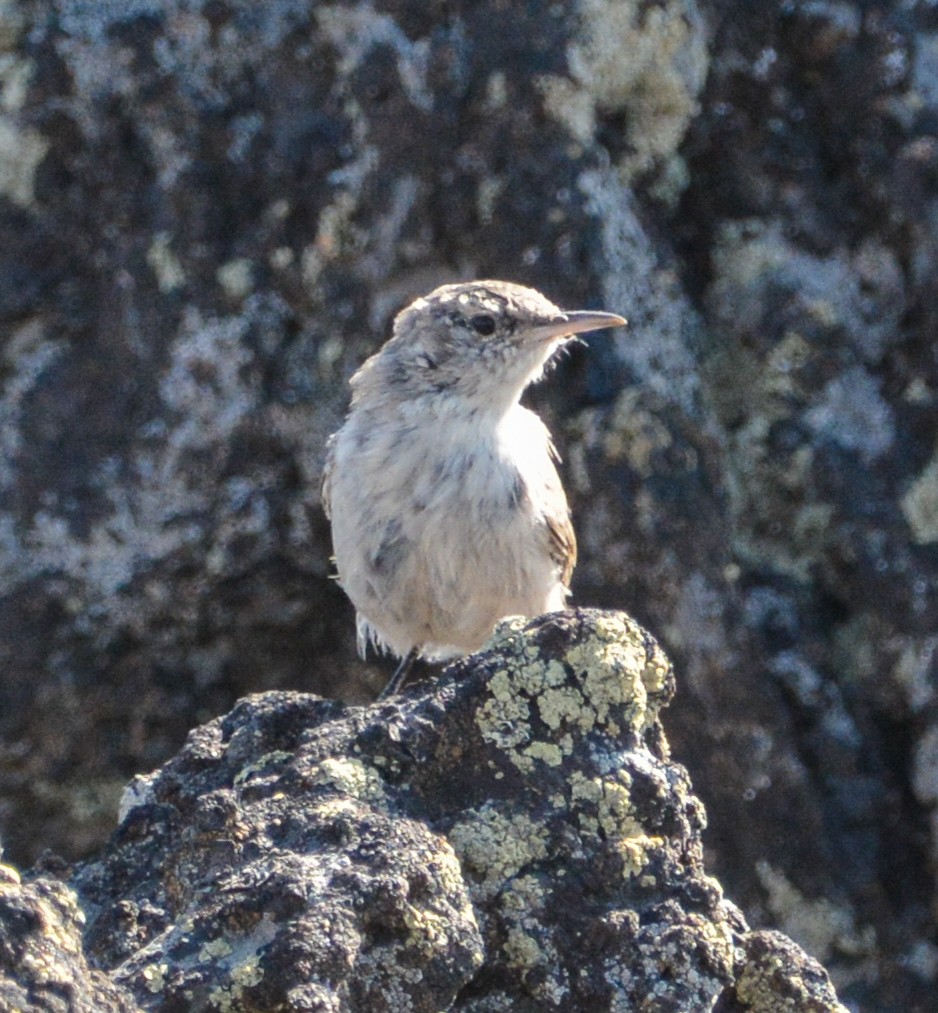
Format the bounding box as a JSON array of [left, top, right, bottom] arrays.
[[527, 309, 627, 343]]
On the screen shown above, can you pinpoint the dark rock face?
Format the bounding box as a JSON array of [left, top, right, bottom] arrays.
[[1, 1, 936, 1010], [1, 611, 837, 1012]]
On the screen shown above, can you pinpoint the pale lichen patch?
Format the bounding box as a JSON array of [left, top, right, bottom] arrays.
[[403, 903, 451, 950], [216, 258, 253, 300], [570, 770, 650, 847], [568, 616, 650, 731], [902, 444, 938, 544], [199, 937, 233, 961], [307, 756, 387, 803], [497, 875, 568, 999], [146, 232, 185, 292], [478, 613, 661, 773], [539, 0, 707, 195], [736, 947, 850, 1013], [0, 45, 47, 210], [208, 953, 264, 1011], [141, 962, 169, 994], [504, 925, 544, 970], [522, 740, 565, 767], [617, 834, 664, 879], [232, 751, 293, 788], [641, 646, 671, 697], [478, 669, 533, 753], [570, 771, 603, 806], [424, 839, 470, 897], [483, 615, 531, 654], [501, 873, 547, 915], [595, 775, 640, 838], [449, 807, 549, 900], [536, 684, 588, 730]]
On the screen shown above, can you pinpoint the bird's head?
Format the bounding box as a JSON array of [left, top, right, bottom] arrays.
[[358, 280, 625, 415]]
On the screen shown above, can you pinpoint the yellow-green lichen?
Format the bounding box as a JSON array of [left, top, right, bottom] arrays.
[[424, 842, 470, 897], [233, 751, 293, 787], [735, 954, 849, 1013], [231, 956, 263, 988], [570, 770, 648, 845], [484, 615, 530, 650], [480, 668, 534, 753], [308, 756, 386, 802], [616, 834, 664, 879], [536, 683, 587, 730], [504, 925, 545, 970], [208, 953, 264, 1011], [501, 872, 548, 915], [641, 644, 671, 698], [13, 886, 84, 957], [402, 902, 450, 951], [449, 808, 549, 899], [199, 937, 233, 961], [498, 875, 563, 989], [477, 613, 662, 773], [569, 771, 603, 805], [522, 739, 565, 766], [201, 917, 279, 1011], [141, 962, 169, 994], [568, 615, 649, 731], [596, 774, 637, 837]]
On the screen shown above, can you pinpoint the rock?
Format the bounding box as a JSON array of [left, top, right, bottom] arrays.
[[0, 862, 140, 1012], [732, 930, 853, 1013], [54, 610, 846, 1012]]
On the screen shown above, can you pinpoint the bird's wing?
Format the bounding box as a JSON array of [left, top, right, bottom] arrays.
[[540, 432, 576, 587], [546, 507, 577, 588], [320, 434, 335, 520]]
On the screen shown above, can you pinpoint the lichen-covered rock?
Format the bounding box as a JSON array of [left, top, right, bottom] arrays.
[[64, 610, 847, 1012], [731, 930, 853, 1013], [0, 862, 140, 1012]]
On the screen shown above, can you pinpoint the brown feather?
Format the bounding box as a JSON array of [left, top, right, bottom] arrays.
[[546, 509, 577, 587]]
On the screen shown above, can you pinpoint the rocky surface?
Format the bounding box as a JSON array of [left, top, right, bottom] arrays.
[[0, 862, 140, 1012], [1, 1, 936, 1010], [5, 611, 846, 1011]]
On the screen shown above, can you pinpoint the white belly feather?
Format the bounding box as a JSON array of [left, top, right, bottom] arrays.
[[327, 400, 569, 659]]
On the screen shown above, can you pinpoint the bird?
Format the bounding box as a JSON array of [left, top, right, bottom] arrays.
[[321, 279, 626, 697]]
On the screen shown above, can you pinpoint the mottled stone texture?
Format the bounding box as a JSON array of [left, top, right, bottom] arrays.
[[0, 863, 140, 1011], [4, 612, 842, 1012], [0, 0, 935, 1009]]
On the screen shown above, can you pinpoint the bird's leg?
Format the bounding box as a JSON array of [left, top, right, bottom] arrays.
[[377, 646, 419, 699]]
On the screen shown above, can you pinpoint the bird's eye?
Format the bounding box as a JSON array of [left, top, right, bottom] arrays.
[[470, 313, 497, 336]]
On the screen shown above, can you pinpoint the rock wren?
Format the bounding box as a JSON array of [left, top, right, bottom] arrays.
[[322, 280, 626, 697]]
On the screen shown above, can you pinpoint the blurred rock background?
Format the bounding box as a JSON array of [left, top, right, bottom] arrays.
[[0, 1, 936, 1009]]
